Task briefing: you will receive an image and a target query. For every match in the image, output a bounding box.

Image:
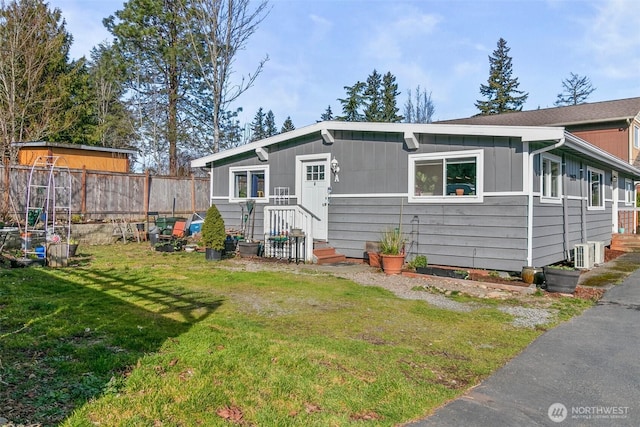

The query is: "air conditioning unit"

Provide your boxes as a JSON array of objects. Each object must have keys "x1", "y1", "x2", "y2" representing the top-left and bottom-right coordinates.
[
  {"x1": 588, "y1": 241, "x2": 606, "y2": 265},
  {"x1": 574, "y1": 243, "x2": 594, "y2": 269}
]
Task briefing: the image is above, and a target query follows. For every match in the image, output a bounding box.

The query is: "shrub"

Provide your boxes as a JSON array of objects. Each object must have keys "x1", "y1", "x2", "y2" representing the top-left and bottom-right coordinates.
[
  {"x1": 379, "y1": 228, "x2": 405, "y2": 255},
  {"x1": 201, "y1": 204, "x2": 225, "y2": 251}
]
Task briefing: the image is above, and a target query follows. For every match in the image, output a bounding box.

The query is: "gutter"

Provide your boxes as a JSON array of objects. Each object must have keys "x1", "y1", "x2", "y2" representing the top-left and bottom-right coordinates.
[{"x1": 527, "y1": 137, "x2": 566, "y2": 267}]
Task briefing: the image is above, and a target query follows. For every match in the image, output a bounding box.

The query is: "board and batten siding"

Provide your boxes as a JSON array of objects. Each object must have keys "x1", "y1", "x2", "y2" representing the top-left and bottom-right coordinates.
[{"x1": 530, "y1": 151, "x2": 614, "y2": 267}]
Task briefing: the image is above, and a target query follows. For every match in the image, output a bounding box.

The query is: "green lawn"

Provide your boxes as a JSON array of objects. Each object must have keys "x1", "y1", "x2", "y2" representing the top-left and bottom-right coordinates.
[{"x1": 0, "y1": 244, "x2": 591, "y2": 426}]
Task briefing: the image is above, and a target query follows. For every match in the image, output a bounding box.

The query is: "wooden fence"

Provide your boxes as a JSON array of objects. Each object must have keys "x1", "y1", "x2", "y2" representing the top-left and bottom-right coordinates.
[{"x1": 1, "y1": 164, "x2": 210, "y2": 222}]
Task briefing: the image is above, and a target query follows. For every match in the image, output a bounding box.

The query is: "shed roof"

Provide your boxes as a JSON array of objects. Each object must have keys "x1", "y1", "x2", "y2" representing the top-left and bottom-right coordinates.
[
  {"x1": 12, "y1": 141, "x2": 138, "y2": 156},
  {"x1": 436, "y1": 97, "x2": 640, "y2": 127}
]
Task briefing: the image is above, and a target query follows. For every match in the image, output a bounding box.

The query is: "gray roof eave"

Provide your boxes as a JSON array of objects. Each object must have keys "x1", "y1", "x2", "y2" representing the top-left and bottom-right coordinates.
[{"x1": 190, "y1": 122, "x2": 566, "y2": 168}]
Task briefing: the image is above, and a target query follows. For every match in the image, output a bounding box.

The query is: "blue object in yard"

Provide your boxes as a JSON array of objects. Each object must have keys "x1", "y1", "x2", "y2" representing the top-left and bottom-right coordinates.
[
  {"x1": 189, "y1": 220, "x2": 203, "y2": 234},
  {"x1": 35, "y1": 245, "x2": 46, "y2": 259}
]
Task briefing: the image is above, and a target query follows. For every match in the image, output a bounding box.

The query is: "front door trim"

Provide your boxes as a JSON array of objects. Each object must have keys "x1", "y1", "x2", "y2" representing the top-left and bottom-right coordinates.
[{"x1": 295, "y1": 153, "x2": 330, "y2": 241}]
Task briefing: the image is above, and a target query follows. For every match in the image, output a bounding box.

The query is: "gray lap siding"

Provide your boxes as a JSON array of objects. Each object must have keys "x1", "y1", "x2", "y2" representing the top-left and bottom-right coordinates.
[{"x1": 327, "y1": 196, "x2": 529, "y2": 272}]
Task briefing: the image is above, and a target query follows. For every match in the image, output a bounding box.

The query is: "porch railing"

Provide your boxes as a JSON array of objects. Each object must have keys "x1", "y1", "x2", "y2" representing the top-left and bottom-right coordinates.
[
  {"x1": 618, "y1": 207, "x2": 639, "y2": 234},
  {"x1": 263, "y1": 205, "x2": 317, "y2": 262}
]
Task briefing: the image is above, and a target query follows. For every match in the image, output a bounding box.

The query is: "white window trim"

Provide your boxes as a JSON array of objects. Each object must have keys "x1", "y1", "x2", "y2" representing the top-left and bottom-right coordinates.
[
  {"x1": 540, "y1": 153, "x2": 562, "y2": 204},
  {"x1": 587, "y1": 166, "x2": 605, "y2": 210},
  {"x1": 228, "y1": 165, "x2": 270, "y2": 203},
  {"x1": 625, "y1": 178, "x2": 635, "y2": 206},
  {"x1": 408, "y1": 149, "x2": 484, "y2": 204},
  {"x1": 634, "y1": 125, "x2": 640, "y2": 149}
]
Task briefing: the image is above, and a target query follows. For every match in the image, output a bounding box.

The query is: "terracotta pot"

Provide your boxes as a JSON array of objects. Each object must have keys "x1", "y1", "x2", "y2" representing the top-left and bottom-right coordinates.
[
  {"x1": 456, "y1": 188, "x2": 464, "y2": 196},
  {"x1": 368, "y1": 251, "x2": 381, "y2": 268},
  {"x1": 381, "y1": 253, "x2": 405, "y2": 275}
]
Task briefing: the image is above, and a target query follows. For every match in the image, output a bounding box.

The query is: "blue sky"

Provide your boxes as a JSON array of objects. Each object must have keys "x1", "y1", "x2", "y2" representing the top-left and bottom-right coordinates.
[{"x1": 50, "y1": 0, "x2": 640, "y2": 130}]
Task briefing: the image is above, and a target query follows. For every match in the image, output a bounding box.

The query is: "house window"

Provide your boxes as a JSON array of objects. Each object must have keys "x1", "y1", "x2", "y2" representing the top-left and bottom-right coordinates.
[
  {"x1": 306, "y1": 164, "x2": 325, "y2": 181},
  {"x1": 588, "y1": 167, "x2": 604, "y2": 209},
  {"x1": 541, "y1": 154, "x2": 562, "y2": 202},
  {"x1": 634, "y1": 125, "x2": 640, "y2": 149},
  {"x1": 229, "y1": 166, "x2": 268, "y2": 201},
  {"x1": 625, "y1": 179, "x2": 635, "y2": 206},
  {"x1": 408, "y1": 150, "x2": 483, "y2": 203}
]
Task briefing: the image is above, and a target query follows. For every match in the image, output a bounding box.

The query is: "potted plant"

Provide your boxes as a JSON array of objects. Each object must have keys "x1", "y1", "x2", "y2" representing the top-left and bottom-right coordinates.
[
  {"x1": 379, "y1": 228, "x2": 405, "y2": 275},
  {"x1": 407, "y1": 255, "x2": 428, "y2": 272},
  {"x1": 543, "y1": 264, "x2": 581, "y2": 293},
  {"x1": 68, "y1": 238, "x2": 79, "y2": 257},
  {"x1": 201, "y1": 204, "x2": 226, "y2": 261}
]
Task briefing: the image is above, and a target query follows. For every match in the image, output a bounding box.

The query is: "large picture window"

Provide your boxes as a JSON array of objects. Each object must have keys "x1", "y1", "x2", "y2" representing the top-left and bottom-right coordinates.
[
  {"x1": 540, "y1": 154, "x2": 562, "y2": 202},
  {"x1": 588, "y1": 167, "x2": 604, "y2": 209},
  {"x1": 409, "y1": 150, "x2": 483, "y2": 203},
  {"x1": 229, "y1": 166, "x2": 269, "y2": 202}
]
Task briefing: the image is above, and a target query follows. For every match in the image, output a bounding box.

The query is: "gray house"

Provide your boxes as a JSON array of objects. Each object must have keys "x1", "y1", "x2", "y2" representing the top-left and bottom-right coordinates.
[{"x1": 191, "y1": 121, "x2": 640, "y2": 271}]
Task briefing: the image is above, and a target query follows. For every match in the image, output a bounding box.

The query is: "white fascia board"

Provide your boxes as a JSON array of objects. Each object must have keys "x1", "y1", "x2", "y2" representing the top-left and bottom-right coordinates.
[
  {"x1": 190, "y1": 121, "x2": 566, "y2": 168},
  {"x1": 191, "y1": 122, "x2": 327, "y2": 168}
]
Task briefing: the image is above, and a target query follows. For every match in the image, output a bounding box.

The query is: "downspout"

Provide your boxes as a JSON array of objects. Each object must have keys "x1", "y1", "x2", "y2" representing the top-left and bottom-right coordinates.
[
  {"x1": 208, "y1": 164, "x2": 214, "y2": 207},
  {"x1": 527, "y1": 136, "x2": 566, "y2": 266}
]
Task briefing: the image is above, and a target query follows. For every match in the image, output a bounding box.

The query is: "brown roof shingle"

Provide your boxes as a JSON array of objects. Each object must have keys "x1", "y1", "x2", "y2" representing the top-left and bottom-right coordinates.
[{"x1": 438, "y1": 97, "x2": 640, "y2": 127}]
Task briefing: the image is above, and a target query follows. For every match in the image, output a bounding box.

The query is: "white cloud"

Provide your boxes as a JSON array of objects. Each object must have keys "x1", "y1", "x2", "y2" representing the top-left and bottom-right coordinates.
[{"x1": 582, "y1": 0, "x2": 640, "y2": 79}]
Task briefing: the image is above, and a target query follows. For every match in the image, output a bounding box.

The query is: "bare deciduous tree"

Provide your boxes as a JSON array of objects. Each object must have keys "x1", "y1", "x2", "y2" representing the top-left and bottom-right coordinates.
[
  {"x1": 183, "y1": 0, "x2": 269, "y2": 153},
  {"x1": 0, "y1": 0, "x2": 73, "y2": 161}
]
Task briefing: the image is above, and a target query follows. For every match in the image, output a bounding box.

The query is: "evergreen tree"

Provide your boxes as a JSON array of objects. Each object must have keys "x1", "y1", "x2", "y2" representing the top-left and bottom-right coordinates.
[
  {"x1": 86, "y1": 42, "x2": 135, "y2": 148},
  {"x1": 381, "y1": 71, "x2": 402, "y2": 122},
  {"x1": 320, "y1": 105, "x2": 333, "y2": 121},
  {"x1": 337, "y1": 81, "x2": 365, "y2": 121},
  {"x1": 265, "y1": 110, "x2": 277, "y2": 137},
  {"x1": 0, "y1": 0, "x2": 82, "y2": 161},
  {"x1": 250, "y1": 107, "x2": 266, "y2": 141},
  {"x1": 404, "y1": 86, "x2": 435, "y2": 123},
  {"x1": 363, "y1": 69, "x2": 383, "y2": 121},
  {"x1": 555, "y1": 73, "x2": 596, "y2": 106},
  {"x1": 105, "y1": 0, "x2": 191, "y2": 175},
  {"x1": 281, "y1": 116, "x2": 295, "y2": 133},
  {"x1": 475, "y1": 38, "x2": 528, "y2": 115}
]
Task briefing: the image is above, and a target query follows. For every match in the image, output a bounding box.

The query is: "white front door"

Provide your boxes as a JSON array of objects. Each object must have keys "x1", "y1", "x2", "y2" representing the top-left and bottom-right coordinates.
[{"x1": 298, "y1": 157, "x2": 329, "y2": 241}]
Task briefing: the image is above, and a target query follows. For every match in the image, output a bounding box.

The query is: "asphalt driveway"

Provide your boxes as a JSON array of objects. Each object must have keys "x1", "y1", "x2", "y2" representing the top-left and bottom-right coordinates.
[{"x1": 406, "y1": 253, "x2": 640, "y2": 427}]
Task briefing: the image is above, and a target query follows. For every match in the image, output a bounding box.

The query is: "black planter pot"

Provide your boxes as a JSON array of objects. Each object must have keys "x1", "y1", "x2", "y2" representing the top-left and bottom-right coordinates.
[
  {"x1": 205, "y1": 248, "x2": 222, "y2": 261},
  {"x1": 224, "y1": 240, "x2": 237, "y2": 254},
  {"x1": 68, "y1": 243, "x2": 79, "y2": 257},
  {"x1": 416, "y1": 266, "x2": 468, "y2": 280},
  {"x1": 543, "y1": 267, "x2": 580, "y2": 293}
]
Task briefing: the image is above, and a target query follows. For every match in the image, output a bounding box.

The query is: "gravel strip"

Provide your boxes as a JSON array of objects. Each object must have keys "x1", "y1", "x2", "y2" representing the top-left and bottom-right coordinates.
[{"x1": 221, "y1": 258, "x2": 555, "y2": 327}]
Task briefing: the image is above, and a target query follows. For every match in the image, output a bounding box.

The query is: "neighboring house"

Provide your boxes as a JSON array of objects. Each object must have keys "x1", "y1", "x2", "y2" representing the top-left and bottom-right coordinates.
[
  {"x1": 13, "y1": 142, "x2": 136, "y2": 173},
  {"x1": 438, "y1": 97, "x2": 640, "y2": 167},
  {"x1": 191, "y1": 121, "x2": 640, "y2": 271}
]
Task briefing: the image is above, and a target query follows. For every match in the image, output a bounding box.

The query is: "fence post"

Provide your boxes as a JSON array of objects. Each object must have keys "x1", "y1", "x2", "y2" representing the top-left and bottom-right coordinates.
[
  {"x1": 81, "y1": 166, "x2": 87, "y2": 217},
  {"x1": 191, "y1": 173, "x2": 196, "y2": 214},
  {"x1": 144, "y1": 169, "x2": 150, "y2": 216}
]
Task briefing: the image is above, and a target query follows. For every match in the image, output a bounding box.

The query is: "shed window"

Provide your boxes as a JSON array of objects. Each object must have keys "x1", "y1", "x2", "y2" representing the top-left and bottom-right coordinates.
[
  {"x1": 540, "y1": 154, "x2": 562, "y2": 202},
  {"x1": 229, "y1": 166, "x2": 269, "y2": 202},
  {"x1": 588, "y1": 167, "x2": 604, "y2": 209},
  {"x1": 408, "y1": 150, "x2": 483, "y2": 203}
]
